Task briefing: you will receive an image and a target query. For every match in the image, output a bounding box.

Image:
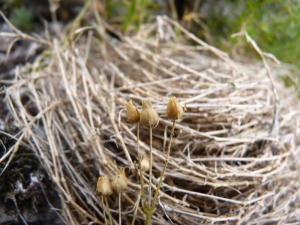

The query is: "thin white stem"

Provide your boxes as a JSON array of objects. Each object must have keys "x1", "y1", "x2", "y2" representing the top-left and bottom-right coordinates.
[
  {"x1": 149, "y1": 127, "x2": 153, "y2": 207},
  {"x1": 137, "y1": 122, "x2": 140, "y2": 159},
  {"x1": 102, "y1": 196, "x2": 108, "y2": 225},
  {"x1": 137, "y1": 123, "x2": 145, "y2": 200},
  {"x1": 119, "y1": 192, "x2": 122, "y2": 225},
  {"x1": 152, "y1": 120, "x2": 176, "y2": 208}
]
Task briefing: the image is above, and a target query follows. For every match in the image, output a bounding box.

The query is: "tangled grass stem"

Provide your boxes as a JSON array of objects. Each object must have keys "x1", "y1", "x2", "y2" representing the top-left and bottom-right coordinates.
[{"x1": 3, "y1": 7, "x2": 300, "y2": 224}]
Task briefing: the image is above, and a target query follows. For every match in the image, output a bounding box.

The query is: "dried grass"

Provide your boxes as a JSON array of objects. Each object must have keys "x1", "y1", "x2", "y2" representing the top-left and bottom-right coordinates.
[{"x1": 2, "y1": 6, "x2": 300, "y2": 225}]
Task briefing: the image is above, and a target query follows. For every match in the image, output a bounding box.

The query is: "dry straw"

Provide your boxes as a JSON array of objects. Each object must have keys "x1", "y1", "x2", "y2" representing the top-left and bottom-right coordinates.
[{"x1": 1, "y1": 3, "x2": 300, "y2": 225}]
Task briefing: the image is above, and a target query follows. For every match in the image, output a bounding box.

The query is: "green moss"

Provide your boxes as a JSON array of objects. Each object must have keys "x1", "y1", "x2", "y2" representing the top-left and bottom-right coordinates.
[
  {"x1": 8, "y1": 6, "x2": 36, "y2": 32},
  {"x1": 197, "y1": 0, "x2": 300, "y2": 95},
  {"x1": 104, "y1": 0, "x2": 159, "y2": 32}
]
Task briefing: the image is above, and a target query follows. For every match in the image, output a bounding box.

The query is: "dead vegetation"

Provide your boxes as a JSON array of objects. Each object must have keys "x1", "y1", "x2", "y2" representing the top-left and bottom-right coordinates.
[{"x1": 1, "y1": 3, "x2": 300, "y2": 225}]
